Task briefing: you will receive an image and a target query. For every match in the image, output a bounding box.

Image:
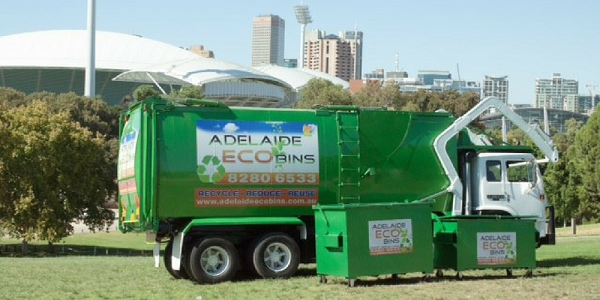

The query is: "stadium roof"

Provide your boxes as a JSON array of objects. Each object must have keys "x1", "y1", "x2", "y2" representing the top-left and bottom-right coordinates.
[
  {"x1": 254, "y1": 65, "x2": 349, "y2": 90},
  {"x1": 0, "y1": 30, "x2": 198, "y2": 71},
  {"x1": 0, "y1": 30, "x2": 347, "y2": 107},
  {"x1": 113, "y1": 57, "x2": 291, "y2": 88}
]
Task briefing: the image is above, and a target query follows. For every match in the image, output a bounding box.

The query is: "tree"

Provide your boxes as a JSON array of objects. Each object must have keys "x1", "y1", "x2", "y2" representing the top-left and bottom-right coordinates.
[
  {"x1": 172, "y1": 85, "x2": 204, "y2": 99},
  {"x1": 7, "y1": 92, "x2": 122, "y2": 207},
  {"x1": 0, "y1": 87, "x2": 26, "y2": 108},
  {"x1": 390, "y1": 90, "x2": 479, "y2": 116},
  {"x1": 295, "y1": 79, "x2": 353, "y2": 109},
  {"x1": 353, "y1": 80, "x2": 401, "y2": 108},
  {"x1": 572, "y1": 110, "x2": 600, "y2": 223},
  {"x1": 543, "y1": 119, "x2": 584, "y2": 225},
  {"x1": 0, "y1": 101, "x2": 114, "y2": 251},
  {"x1": 353, "y1": 82, "x2": 383, "y2": 107},
  {"x1": 379, "y1": 81, "x2": 402, "y2": 108},
  {"x1": 133, "y1": 85, "x2": 160, "y2": 101}
]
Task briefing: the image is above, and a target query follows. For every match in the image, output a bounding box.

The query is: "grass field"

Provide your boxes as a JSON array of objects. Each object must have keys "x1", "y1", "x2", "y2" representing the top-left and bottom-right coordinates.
[{"x1": 1, "y1": 229, "x2": 600, "y2": 300}]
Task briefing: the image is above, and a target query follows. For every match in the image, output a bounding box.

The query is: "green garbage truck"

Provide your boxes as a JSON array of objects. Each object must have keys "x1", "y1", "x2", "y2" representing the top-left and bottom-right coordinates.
[{"x1": 118, "y1": 96, "x2": 558, "y2": 284}]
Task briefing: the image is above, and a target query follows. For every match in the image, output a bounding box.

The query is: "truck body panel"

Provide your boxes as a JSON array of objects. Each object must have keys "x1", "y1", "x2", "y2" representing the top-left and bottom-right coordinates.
[{"x1": 119, "y1": 99, "x2": 462, "y2": 234}]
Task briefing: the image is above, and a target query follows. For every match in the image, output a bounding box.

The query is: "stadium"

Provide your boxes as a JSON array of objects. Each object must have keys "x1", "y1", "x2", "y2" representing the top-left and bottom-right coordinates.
[{"x1": 0, "y1": 30, "x2": 348, "y2": 107}]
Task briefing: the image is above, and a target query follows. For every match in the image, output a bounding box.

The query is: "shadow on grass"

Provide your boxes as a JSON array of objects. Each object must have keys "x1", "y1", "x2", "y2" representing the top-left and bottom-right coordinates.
[
  {"x1": 320, "y1": 271, "x2": 561, "y2": 287},
  {"x1": 0, "y1": 243, "x2": 155, "y2": 257},
  {"x1": 538, "y1": 256, "x2": 600, "y2": 268}
]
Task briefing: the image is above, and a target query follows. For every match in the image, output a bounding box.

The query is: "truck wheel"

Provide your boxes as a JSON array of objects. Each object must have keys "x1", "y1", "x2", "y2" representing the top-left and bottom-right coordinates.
[
  {"x1": 188, "y1": 237, "x2": 239, "y2": 284},
  {"x1": 164, "y1": 239, "x2": 190, "y2": 280},
  {"x1": 250, "y1": 233, "x2": 300, "y2": 279}
]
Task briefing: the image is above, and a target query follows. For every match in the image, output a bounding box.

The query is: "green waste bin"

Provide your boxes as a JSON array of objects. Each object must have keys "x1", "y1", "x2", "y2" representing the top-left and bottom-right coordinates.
[
  {"x1": 313, "y1": 202, "x2": 433, "y2": 284},
  {"x1": 434, "y1": 216, "x2": 537, "y2": 273}
]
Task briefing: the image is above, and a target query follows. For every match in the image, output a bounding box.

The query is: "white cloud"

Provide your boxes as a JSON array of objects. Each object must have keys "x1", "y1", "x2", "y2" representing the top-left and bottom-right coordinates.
[{"x1": 223, "y1": 123, "x2": 239, "y2": 133}]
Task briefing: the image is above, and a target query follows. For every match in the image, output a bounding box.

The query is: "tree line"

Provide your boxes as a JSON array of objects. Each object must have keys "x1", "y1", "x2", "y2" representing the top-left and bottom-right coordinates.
[
  {"x1": 0, "y1": 80, "x2": 597, "y2": 253},
  {"x1": 295, "y1": 79, "x2": 480, "y2": 117}
]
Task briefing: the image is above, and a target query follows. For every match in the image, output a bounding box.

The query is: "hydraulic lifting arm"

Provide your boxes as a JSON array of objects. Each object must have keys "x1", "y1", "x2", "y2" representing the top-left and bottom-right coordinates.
[{"x1": 433, "y1": 96, "x2": 559, "y2": 215}]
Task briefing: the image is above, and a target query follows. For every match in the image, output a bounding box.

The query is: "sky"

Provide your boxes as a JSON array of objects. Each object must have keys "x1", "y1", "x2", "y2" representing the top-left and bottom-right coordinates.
[{"x1": 1, "y1": 0, "x2": 599, "y2": 105}]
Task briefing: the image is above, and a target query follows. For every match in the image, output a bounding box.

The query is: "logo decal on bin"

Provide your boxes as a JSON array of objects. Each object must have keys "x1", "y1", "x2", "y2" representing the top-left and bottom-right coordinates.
[
  {"x1": 368, "y1": 219, "x2": 413, "y2": 255},
  {"x1": 477, "y1": 232, "x2": 517, "y2": 265}
]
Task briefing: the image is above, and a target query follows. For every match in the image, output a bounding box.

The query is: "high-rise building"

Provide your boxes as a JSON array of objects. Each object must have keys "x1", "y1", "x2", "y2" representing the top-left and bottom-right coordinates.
[
  {"x1": 304, "y1": 29, "x2": 363, "y2": 81},
  {"x1": 252, "y1": 15, "x2": 285, "y2": 67},
  {"x1": 189, "y1": 45, "x2": 214, "y2": 58},
  {"x1": 535, "y1": 73, "x2": 579, "y2": 112},
  {"x1": 483, "y1": 75, "x2": 509, "y2": 104},
  {"x1": 417, "y1": 71, "x2": 451, "y2": 85}
]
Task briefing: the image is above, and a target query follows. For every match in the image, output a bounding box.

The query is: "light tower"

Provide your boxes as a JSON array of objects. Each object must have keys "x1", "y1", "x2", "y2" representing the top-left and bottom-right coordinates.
[
  {"x1": 294, "y1": 3, "x2": 312, "y2": 69},
  {"x1": 84, "y1": 0, "x2": 96, "y2": 98}
]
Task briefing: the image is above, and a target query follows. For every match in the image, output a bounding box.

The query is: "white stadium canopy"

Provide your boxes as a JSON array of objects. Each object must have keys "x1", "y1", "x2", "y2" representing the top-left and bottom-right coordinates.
[
  {"x1": 255, "y1": 64, "x2": 349, "y2": 91},
  {"x1": 0, "y1": 30, "x2": 198, "y2": 71},
  {"x1": 113, "y1": 58, "x2": 295, "y2": 107},
  {"x1": 0, "y1": 30, "x2": 349, "y2": 107}
]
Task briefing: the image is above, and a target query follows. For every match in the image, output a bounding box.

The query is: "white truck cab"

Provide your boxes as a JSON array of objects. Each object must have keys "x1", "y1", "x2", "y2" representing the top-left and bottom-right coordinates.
[
  {"x1": 470, "y1": 153, "x2": 547, "y2": 238},
  {"x1": 433, "y1": 96, "x2": 558, "y2": 245}
]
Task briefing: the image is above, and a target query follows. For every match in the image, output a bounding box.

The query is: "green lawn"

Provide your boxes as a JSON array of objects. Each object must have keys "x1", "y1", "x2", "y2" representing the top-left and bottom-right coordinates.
[{"x1": 1, "y1": 232, "x2": 599, "y2": 300}]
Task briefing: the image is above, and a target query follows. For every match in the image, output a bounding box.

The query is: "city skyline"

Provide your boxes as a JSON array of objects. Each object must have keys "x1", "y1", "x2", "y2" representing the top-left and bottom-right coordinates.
[{"x1": 0, "y1": 0, "x2": 599, "y2": 104}]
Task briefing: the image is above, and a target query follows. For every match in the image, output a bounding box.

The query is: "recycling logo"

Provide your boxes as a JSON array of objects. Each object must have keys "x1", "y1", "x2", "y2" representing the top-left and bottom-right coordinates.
[{"x1": 197, "y1": 155, "x2": 226, "y2": 183}]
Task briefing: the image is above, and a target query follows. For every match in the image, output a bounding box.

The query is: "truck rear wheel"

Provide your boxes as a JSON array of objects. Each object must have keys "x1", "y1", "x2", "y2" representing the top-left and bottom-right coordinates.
[
  {"x1": 250, "y1": 233, "x2": 300, "y2": 279},
  {"x1": 164, "y1": 239, "x2": 190, "y2": 280},
  {"x1": 188, "y1": 237, "x2": 239, "y2": 284}
]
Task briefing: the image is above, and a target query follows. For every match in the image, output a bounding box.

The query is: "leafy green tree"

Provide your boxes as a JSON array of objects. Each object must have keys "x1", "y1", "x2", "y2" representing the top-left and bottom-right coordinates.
[
  {"x1": 543, "y1": 119, "x2": 584, "y2": 225},
  {"x1": 172, "y1": 85, "x2": 204, "y2": 99},
  {"x1": 295, "y1": 78, "x2": 353, "y2": 108},
  {"x1": 0, "y1": 87, "x2": 26, "y2": 108},
  {"x1": 0, "y1": 101, "x2": 114, "y2": 252},
  {"x1": 7, "y1": 92, "x2": 122, "y2": 205},
  {"x1": 379, "y1": 81, "x2": 402, "y2": 108},
  {"x1": 353, "y1": 80, "x2": 401, "y2": 108},
  {"x1": 390, "y1": 90, "x2": 479, "y2": 117},
  {"x1": 133, "y1": 85, "x2": 160, "y2": 101},
  {"x1": 353, "y1": 82, "x2": 383, "y2": 107},
  {"x1": 572, "y1": 110, "x2": 600, "y2": 223}
]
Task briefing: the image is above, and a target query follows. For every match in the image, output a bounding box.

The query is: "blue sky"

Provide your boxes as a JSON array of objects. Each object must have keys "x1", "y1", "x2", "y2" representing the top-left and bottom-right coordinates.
[{"x1": 1, "y1": 0, "x2": 599, "y2": 104}]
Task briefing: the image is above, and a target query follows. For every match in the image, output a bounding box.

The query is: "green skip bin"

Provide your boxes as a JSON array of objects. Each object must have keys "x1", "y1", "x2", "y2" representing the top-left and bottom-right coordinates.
[
  {"x1": 313, "y1": 202, "x2": 433, "y2": 286},
  {"x1": 433, "y1": 216, "x2": 537, "y2": 278}
]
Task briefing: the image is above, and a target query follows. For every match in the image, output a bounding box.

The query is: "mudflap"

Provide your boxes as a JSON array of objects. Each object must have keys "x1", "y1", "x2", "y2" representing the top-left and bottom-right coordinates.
[{"x1": 539, "y1": 205, "x2": 556, "y2": 245}]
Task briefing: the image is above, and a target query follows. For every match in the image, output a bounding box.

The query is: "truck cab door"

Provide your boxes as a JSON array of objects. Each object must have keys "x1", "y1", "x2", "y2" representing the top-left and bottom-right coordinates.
[{"x1": 504, "y1": 159, "x2": 545, "y2": 217}]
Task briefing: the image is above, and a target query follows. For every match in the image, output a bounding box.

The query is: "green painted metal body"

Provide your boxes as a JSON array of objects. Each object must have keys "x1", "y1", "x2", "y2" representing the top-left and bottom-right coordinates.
[
  {"x1": 181, "y1": 217, "x2": 305, "y2": 234},
  {"x1": 433, "y1": 216, "x2": 537, "y2": 271},
  {"x1": 117, "y1": 97, "x2": 464, "y2": 233},
  {"x1": 116, "y1": 97, "x2": 543, "y2": 279},
  {"x1": 313, "y1": 203, "x2": 433, "y2": 279}
]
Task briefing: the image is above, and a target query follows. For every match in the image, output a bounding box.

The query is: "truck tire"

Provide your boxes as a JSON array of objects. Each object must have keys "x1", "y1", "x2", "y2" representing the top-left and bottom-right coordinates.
[
  {"x1": 250, "y1": 233, "x2": 300, "y2": 279},
  {"x1": 164, "y1": 239, "x2": 190, "y2": 280},
  {"x1": 188, "y1": 237, "x2": 239, "y2": 284}
]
